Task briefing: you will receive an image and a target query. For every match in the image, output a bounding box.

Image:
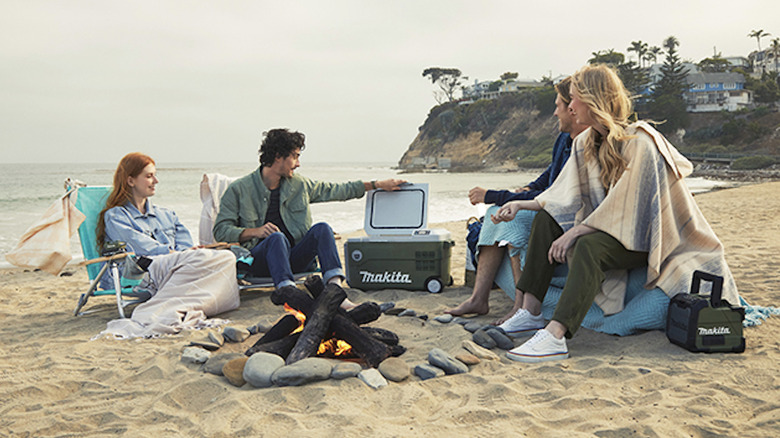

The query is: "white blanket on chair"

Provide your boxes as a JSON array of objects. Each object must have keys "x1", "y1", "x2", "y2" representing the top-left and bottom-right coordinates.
[{"x1": 199, "y1": 173, "x2": 237, "y2": 246}]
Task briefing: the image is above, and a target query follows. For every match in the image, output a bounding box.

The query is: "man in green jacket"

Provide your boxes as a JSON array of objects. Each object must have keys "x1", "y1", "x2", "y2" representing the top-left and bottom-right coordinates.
[{"x1": 213, "y1": 128, "x2": 405, "y2": 297}]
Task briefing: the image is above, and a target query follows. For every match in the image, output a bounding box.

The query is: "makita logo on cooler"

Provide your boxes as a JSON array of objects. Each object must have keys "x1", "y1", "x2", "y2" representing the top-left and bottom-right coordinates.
[
  {"x1": 698, "y1": 326, "x2": 731, "y2": 335},
  {"x1": 360, "y1": 270, "x2": 412, "y2": 284}
]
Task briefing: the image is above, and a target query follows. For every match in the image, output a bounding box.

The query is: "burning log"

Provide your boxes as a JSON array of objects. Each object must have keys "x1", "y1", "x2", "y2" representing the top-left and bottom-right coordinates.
[
  {"x1": 245, "y1": 333, "x2": 300, "y2": 357},
  {"x1": 256, "y1": 279, "x2": 397, "y2": 367},
  {"x1": 243, "y1": 313, "x2": 301, "y2": 356},
  {"x1": 304, "y1": 274, "x2": 324, "y2": 298},
  {"x1": 285, "y1": 284, "x2": 346, "y2": 365}
]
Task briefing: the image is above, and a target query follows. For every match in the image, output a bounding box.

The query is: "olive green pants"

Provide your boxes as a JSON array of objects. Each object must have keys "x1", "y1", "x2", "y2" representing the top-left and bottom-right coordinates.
[{"x1": 517, "y1": 210, "x2": 648, "y2": 338}]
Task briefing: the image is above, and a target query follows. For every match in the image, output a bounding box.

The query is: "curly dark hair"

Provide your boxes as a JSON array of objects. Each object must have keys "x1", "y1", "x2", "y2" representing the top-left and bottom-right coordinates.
[{"x1": 258, "y1": 128, "x2": 306, "y2": 166}]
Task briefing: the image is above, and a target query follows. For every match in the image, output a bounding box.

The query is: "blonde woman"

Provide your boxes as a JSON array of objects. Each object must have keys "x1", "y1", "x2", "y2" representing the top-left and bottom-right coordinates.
[{"x1": 493, "y1": 64, "x2": 739, "y2": 362}]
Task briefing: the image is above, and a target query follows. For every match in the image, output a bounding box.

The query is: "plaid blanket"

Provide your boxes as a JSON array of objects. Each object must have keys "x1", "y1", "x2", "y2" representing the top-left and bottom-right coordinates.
[{"x1": 536, "y1": 122, "x2": 740, "y2": 315}]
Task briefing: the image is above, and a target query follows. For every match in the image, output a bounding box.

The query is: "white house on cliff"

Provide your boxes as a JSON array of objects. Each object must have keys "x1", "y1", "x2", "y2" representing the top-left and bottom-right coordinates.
[{"x1": 683, "y1": 72, "x2": 752, "y2": 112}]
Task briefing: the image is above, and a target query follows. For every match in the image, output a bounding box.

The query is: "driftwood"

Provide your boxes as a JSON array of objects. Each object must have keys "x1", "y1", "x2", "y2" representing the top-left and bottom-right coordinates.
[
  {"x1": 346, "y1": 302, "x2": 382, "y2": 325},
  {"x1": 244, "y1": 314, "x2": 301, "y2": 357},
  {"x1": 285, "y1": 284, "x2": 346, "y2": 365},
  {"x1": 266, "y1": 281, "x2": 394, "y2": 367},
  {"x1": 361, "y1": 327, "x2": 399, "y2": 345},
  {"x1": 245, "y1": 333, "x2": 300, "y2": 357},
  {"x1": 303, "y1": 274, "x2": 324, "y2": 298}
]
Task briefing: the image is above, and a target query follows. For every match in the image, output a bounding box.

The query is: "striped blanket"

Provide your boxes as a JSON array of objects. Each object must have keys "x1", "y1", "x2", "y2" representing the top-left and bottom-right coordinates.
[{"x1": 536, "y1": 122, "x2": 740, "y2": 315}]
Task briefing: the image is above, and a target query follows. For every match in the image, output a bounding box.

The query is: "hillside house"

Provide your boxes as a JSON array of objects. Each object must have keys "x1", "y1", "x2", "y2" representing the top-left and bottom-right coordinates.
[{"x1": 684, "y1": 72, "x2": 752, "y2": 112}]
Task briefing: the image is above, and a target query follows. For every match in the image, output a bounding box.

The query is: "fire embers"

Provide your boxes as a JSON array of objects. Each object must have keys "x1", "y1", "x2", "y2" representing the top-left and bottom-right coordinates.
[{"x1": 245, "y1": 275, "x2": 405, "y2": 368}]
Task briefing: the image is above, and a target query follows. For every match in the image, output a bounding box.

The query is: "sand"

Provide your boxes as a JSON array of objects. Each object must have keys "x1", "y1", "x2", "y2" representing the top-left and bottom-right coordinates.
[{"x1": 1, "y1": 181, "x2": 779, "y2": 437}]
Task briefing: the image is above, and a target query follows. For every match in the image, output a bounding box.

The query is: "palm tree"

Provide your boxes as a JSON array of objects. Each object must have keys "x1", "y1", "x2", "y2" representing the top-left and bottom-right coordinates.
[
  {"x1": 748, "y1": 29, "x2": 770, "y2": 52},
  {"x1": 627, "y1": 40, "x2": 649, "y2": 68}
]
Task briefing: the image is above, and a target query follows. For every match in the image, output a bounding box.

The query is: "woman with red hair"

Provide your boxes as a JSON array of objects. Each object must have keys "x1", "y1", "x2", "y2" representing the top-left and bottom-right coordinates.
[{"x1": 97, "y1": 153, "x2": 239, "y2": 338}]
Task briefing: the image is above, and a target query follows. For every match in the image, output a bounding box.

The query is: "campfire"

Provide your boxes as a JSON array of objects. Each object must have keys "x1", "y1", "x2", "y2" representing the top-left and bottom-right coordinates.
[{"x1": 245, "y1": 275, "x2": 405, "y2": 367}]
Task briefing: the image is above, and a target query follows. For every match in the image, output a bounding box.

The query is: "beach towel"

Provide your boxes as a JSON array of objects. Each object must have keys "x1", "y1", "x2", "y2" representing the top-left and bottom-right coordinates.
[
  {"x1": 96, "y1": 249, "x2": 240, "y2": 339},
  {"x1": 536, "y1": 122, "x2": 740, "y2": 315},
  {"x1": 6, "y1": 190, "x2": 85, "y2": 275},
  {"x1": 199, "y1": 173, "x2": 238, "y2": 245}
]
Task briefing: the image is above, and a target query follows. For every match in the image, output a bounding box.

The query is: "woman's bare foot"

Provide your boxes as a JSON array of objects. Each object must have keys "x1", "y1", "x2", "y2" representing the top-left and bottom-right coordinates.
[
  {"x1": 444, "y1": 298, "x2": 489, "y2": 316},
  {"x1": 493, "y1": 305, "x2": 522, "y2": 325}
]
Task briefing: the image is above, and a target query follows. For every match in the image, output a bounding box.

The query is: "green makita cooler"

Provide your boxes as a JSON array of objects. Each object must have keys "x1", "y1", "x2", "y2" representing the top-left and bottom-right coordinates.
[{"x1": 345, "y1": 183, "x2": 454, "y2": 293}]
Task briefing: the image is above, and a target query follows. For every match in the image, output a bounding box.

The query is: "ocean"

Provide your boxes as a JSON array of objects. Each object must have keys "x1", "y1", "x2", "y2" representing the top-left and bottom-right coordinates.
[{"x1": 0, "y1": 162, "x2": 728, "y2": 267}]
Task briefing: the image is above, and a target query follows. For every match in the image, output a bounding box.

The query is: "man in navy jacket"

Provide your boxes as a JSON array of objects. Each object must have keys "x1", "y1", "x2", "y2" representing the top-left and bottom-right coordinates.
[{"x1": 447, "y1": 76, "x2": 588, "y2": 323}]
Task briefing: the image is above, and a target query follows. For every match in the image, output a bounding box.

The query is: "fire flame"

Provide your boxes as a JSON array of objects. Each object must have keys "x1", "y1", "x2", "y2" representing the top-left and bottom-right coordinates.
[
  {"x1": 317, "y1": 338, "x2": 353, "y2": 356},
  {"x1": 282, "y1": 303, "x2": 353, "y2": 357},
  {"x1": 283, "y1": 303, "x2": 306, "y2": 334}
]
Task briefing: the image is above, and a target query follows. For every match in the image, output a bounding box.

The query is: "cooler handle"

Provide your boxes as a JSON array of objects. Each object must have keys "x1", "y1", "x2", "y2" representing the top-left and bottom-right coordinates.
[{"x1": 690, "y1": 270, "x2": 724, "y2": 307}]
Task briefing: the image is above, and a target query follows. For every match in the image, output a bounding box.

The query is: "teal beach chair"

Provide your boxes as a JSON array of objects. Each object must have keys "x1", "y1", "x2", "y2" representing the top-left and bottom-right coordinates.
[{"x1": 67, "y1": 182, "x2": 150, "y2": 317}]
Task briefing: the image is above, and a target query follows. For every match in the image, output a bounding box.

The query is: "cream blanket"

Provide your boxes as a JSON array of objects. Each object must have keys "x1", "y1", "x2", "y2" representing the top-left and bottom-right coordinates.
[
  {"x1": 97, "y1": 249, "x2": 240, "y2": 339},
  {"x1": 536, "y1": 122, "x2": 739, "y2": 315}
]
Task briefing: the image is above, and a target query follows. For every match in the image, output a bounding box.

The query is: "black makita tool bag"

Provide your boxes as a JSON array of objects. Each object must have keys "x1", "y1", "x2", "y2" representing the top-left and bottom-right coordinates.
[{"x1": 666, "y1": 270, "x2": 745, "y2": 353}]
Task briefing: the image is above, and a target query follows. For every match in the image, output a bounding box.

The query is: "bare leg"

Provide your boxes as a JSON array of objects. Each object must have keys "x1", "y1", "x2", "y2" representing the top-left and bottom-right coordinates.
[
  {"x1": 445, "y1": 245, "x2": 505, "y2": 316},
  {"x1": 493, "y1": 251, "x2": 526, "y2": 325},
  {"x1": 328, "y1": 276, "x2": 357, "y2": 311}
]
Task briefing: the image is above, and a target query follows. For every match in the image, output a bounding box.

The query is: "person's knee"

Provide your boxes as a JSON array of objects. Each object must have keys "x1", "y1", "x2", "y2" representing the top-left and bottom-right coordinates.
[
  {"x1": 572, "y1": 234, "x2": 608, "y2": 266},
  {"x1": 265, "y1": 232, "x2": 291, "y2": 250},
  {"x1": 310, "y1": 222, "x2": 334, "y2": 239}
]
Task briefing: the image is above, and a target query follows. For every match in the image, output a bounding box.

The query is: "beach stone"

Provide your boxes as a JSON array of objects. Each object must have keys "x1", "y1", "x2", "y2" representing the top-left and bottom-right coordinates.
[
  {"x1": 414, "y1": 364, "x2": 445, "y2": 380},
  {"x1": 203, "y1": 353, "x2": 244, "y2": 376},
  {"x1": 472, "y1": 329, "x2": 497, "y2": 349},
  {"x1": 455, "y1": 353, "x2": 481, "y2": 366},
  {"x1": 398, "y1": 309, "x2": 417, "y2": 317},
  {"x1": 331, "y1": 362, "x2": 362, "y2": 379},
  {"x1": 384, "y1": 307, "x2": 406, "y2": 316},
  {"x1": 428, "y1": 348, "x2": 468, "y2": 375},
  {"x1": 433, "y1": 314, "x2": 453, "y2": 323},
  {"x1": 358, "y1": 368, "x2": 388, "y2": 389},
  {"x1": 247, "y1": 320, "x2": 272, "y2": 335},
  {"x1": 243, "y1": 352, "x2": 285, "y2": 388},
  {"x1": 379, "y1": 302, "x2": 396, "y2": 313},
  {"x1": 378, "y1": 357, "x2": 410, "y2": 382},
  {"x1": 462, "y1": 340, "x2": 500, "y2": 361},
  {"x1": 222, "y1": 357, "x2": 248, "y2": 387},
  {"x1": 208, "y1": 331, "x2": 225, "y2": 347},
  {"x1": 189, "y1": 339, "x2": 222, "y2": 351},
  {"x1": 639, "y1": 367, "x2": 652, "y2": 375},
  {"x1": 272, "y1": 357, "x2": 333, "y2": 387},
  {"x1": 181, "y1": 347, "x2": 211, "y2": 364},
  {"x1": 223, "y1": 326, "x2": 251, "y2": 343},
  {"x1": 452, "y1": 317, "x2": 470, "y2": 325},
  {"x1": 464, "y1": 321, "x2": 486, "y2": 333},
  {"x1": 418, "y1": 314, "x2": 428, "y2": 321},
  {"x1": 486, "y1": 328, "x2": 514, "y2": 350}
]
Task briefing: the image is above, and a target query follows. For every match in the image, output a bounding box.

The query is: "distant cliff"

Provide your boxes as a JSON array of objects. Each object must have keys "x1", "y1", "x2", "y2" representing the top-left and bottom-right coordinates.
[
  {"x1": 399, "y1": 91, "x2": 560, "y2": 172},
  {"x1": 399, "y1": 90, "x2": 780, "y2": 172}
]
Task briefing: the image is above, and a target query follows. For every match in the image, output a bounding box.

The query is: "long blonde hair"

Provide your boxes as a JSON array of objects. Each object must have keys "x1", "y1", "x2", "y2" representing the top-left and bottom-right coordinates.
[
  {"x1": 96, "y1": 153, "x2": 155, "y2": 247},
  {"x1": 570, "y1": 64, "x2": 634, "y2": 188}
]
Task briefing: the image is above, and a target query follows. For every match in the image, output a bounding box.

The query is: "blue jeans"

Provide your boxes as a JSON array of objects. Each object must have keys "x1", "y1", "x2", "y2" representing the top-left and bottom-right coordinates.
[{"x1": 248, "y1": 222, "x2": 344, "y2": 288}]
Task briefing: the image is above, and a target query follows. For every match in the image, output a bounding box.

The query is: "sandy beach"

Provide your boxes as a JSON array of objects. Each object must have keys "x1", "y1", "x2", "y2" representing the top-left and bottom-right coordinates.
[{"x1": 1, "y1": 181, "x2": 779, "y2": 437}]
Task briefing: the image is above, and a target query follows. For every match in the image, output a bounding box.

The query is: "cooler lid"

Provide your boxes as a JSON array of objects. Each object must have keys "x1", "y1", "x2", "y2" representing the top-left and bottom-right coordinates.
[{"x1": 364, "y1": 183, "x2": 428, "y2": 235}]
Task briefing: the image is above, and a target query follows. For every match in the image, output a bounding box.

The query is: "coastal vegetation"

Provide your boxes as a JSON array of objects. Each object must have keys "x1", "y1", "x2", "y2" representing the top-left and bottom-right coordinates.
[{"x1": 403, "y1": 35, "x2": 779, "y2": 173}]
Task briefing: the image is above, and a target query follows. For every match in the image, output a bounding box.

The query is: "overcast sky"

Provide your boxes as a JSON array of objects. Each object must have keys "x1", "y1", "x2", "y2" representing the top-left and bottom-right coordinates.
[{"x1": 1, "y1": 0, "x2": 777, "y2": 165}]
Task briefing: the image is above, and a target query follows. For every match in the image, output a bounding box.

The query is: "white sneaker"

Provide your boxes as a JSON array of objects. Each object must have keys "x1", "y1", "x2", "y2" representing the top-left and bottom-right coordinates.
[
  {"x1": 497, "y1": 309, "x2": 545, "y2": 337},
  {"x1": 506, "y1": 329, "x2": 569, "y2": 363}
]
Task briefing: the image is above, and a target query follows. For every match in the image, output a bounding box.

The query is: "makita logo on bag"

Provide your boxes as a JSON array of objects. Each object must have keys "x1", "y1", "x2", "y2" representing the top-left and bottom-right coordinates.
[
  {"x1": 360, "y1": 271, "x2": 412, "y2": 284},
  {"x1": 698, "y1": 326, "x2": 731, "y2": 335}
]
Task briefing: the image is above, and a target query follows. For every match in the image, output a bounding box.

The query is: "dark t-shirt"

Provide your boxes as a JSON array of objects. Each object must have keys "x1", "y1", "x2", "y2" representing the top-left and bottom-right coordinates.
[{"x1": 264, "y1": 187, "x2": 295, "y2": 246}]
